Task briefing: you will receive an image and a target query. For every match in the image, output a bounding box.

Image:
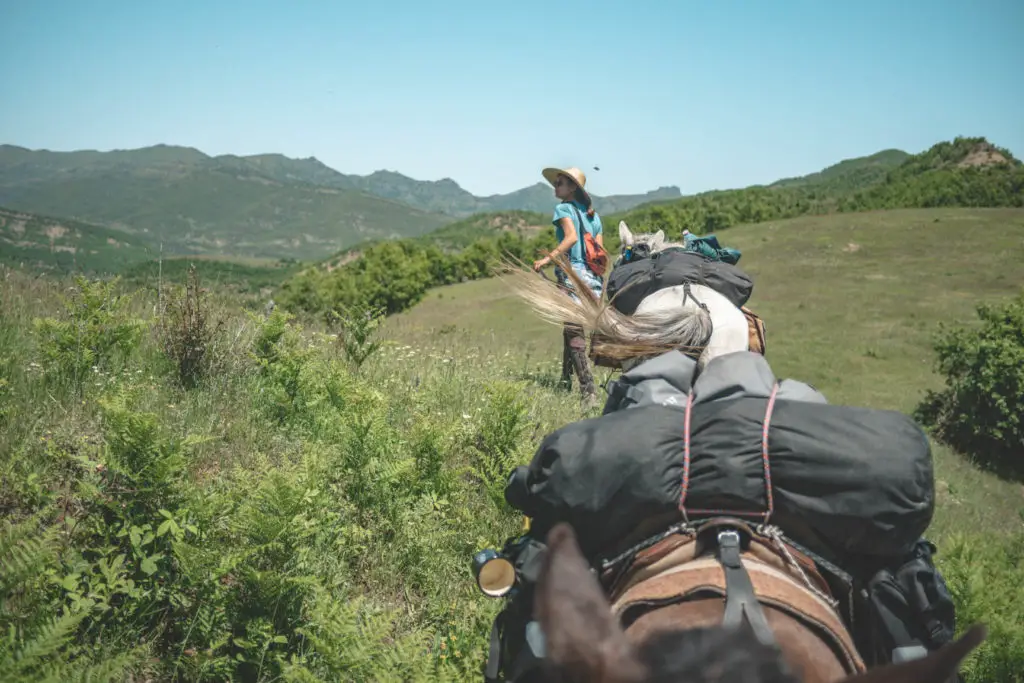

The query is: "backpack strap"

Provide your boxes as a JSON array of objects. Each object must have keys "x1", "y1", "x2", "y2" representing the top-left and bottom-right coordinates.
[
  {"x1": 569, "y1": 203, "x2": 604, "y2": 276},
  {"x1": 569, "y1": 203, "x2": 594, "y2": 239}
]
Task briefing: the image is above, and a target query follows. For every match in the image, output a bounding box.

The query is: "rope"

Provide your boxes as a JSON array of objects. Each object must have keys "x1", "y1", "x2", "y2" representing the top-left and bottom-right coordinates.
[{"x1": 756, "y1": 524, "x2": 840, "y2": 610}]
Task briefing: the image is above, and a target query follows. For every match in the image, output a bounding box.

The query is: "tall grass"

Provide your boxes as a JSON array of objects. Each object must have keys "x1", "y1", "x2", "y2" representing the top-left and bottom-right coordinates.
[{"x1": 0, "y1": 264, "x2": 1021, "y2": 682}]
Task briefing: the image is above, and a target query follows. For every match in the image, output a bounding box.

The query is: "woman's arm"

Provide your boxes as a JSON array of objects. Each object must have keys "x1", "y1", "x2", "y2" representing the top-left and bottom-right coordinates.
[{"x1": 533, "y1": 217, "x2": 577, "y2": 271}]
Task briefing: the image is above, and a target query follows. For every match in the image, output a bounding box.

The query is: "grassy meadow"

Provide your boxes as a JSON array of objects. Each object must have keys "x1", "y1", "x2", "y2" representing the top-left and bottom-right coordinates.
[
  {"x1": 387, "y1": 208, "x2": 1024, "y2": 540},
  {"x1": 1, "y1": 207, "x2": 1023, "y2": 682}
]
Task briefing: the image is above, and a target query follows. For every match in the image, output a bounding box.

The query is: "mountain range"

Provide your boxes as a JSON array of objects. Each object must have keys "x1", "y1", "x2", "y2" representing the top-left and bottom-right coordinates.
[
  {"x1": 0, "y1": 143, "x2": 679, "y2": 259},
  {"x1": 1, "y1": 137, "x2": 1019, "y2": 267}
]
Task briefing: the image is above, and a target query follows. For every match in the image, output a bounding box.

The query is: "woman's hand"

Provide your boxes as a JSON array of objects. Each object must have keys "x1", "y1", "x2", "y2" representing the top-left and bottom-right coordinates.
[{"x1": 532, "y1": 255, "x2": 552, "y2": 271}]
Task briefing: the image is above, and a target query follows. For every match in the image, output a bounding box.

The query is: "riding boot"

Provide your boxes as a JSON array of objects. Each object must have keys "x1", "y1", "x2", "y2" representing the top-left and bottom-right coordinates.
[
  {"x1": 560, "y1": 325, "x2": 574, "y2": 391},
  {"x1": 565, "y1": 324, "x2": 597, "y2": 404}
]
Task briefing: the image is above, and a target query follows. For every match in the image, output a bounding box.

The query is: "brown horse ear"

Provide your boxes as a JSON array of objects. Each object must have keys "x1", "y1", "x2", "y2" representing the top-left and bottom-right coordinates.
[
  {"x1": 837, "y1": 624, "x2": 986, "y2": 683},
  {"x1": 534, "y1": 523, "x2": 648, "y2": 682}
]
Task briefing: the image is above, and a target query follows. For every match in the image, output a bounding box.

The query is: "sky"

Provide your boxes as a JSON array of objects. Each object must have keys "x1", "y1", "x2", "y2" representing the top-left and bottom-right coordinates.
[{"x1": 1, "y1": 0, "x2": 1022, "y2": 197}]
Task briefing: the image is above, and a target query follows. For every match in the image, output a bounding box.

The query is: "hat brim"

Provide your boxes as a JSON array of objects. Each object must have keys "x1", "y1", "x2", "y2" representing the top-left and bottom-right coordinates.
[{"x1": 542, "y1": 167, "x2": 591, "y2": 203}]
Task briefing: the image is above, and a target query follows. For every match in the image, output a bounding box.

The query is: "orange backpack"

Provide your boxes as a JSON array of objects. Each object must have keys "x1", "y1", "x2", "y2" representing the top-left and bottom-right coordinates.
[{"x1": 570, "y1": 205, "x2": 609, "y2": 277}]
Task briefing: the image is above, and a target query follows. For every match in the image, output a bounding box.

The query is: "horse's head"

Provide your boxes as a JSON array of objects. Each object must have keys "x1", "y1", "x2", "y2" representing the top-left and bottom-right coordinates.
[
  {"x1": 618, "y1": 221, "x2": 683, "y2": 266},
  {"x1": 535, "y1": 522, "x2": 986, "y2": 683}
]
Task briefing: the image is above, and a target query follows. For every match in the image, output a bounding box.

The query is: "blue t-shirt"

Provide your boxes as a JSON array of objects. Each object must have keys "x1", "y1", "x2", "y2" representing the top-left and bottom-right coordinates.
[{"x1": 552, "y1": 200, "x2": 603, "y2": 267}]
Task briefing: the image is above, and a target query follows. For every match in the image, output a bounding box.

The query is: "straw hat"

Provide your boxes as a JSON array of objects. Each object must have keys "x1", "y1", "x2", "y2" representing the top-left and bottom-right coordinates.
[{"x1": 542, "y1": 166, "x2": 590, "y2": 204}]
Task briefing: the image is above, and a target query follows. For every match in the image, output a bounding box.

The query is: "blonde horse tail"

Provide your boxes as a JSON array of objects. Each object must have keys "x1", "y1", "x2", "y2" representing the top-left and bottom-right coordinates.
[{"x1": 493, "y1": 255, "x2": 713, "y2": 366}]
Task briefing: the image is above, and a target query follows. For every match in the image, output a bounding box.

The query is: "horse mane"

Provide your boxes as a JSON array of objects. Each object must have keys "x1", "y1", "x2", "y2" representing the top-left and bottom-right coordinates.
[{"x1": 493, "y1": 253, "x2": 713, "y2": 364}]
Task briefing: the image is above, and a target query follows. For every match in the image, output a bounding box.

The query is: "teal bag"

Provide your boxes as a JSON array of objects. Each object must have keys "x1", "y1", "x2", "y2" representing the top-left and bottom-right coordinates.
[{"x1": 683, "y1": 233, "x2": 742, "y2": 265}]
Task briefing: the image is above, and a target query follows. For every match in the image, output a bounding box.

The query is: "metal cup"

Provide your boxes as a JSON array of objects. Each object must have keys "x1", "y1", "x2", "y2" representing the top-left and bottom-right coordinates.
[{"x1": 472, "y1": 548, "x2": 516, "y2": 598}]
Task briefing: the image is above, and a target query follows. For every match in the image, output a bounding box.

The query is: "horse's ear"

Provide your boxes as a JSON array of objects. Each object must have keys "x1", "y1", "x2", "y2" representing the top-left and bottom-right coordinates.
[
  {"x1": 837, "y1": 625, "x2": 986, "y2": 683},
  {"x1": 535, "y1": 523, "x2": 647, "y2": 683},
  {"x1": 619, "y1": 221, "x2": 634, "y2": 246}
]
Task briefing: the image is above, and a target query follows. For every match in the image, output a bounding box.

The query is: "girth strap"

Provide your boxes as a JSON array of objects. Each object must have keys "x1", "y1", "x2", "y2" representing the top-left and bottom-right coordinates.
[{"x1": 717, "y1": 529, "x2": 776, "y2": 647}]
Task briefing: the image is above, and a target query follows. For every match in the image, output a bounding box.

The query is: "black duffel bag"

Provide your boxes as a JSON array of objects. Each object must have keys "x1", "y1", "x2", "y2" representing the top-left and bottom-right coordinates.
[
  {"x1": 607, "y1": 248, "x2": 755, "y2": 313},
  {"x1": 508, "y1": 396, "x2": 935, "y2": 568}
]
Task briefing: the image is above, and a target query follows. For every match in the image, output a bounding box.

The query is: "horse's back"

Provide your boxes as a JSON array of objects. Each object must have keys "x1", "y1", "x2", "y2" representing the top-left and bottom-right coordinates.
[
  {"x1": 633, "y1": 283, "x2": 750, "y2": 365},
  {"x1": 607, "y1": 526, "x2": 863, "y2": 683},
  {"x1": 634, "y1": 284, "x2": 746, "y2": 323}
]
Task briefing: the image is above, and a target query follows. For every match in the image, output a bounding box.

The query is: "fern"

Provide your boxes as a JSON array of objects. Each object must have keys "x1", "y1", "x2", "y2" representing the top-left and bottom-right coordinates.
[
  {"x1": 0, "y1": 515, "x2": 59, "y2": 601},
  {"x1": 0, "y1": 623, "x2": 144, "y2": 683},
  {"x1": 0, "y1": 517, "x2": 147, "y2": 682},
  {"x1": 282, "y1": 589, "x2": 443, "y2": 683},
  {"x1": 0, "y1": 611, "x2": 87, "y2": 682},
  {"x1": 938, "y1": 531, "x2": 1024, "y2": 682}
]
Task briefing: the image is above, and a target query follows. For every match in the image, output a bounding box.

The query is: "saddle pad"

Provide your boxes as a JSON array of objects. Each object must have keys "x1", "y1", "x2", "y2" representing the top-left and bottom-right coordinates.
[{"x1": 610, "y1": 548, "x2": 866, "y2": 675}]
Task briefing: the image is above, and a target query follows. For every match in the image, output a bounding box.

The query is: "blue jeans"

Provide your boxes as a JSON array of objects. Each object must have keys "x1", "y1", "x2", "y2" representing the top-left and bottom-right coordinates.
[{"x1": 555, "y1": 262, "x2": 603, "y2": 304}]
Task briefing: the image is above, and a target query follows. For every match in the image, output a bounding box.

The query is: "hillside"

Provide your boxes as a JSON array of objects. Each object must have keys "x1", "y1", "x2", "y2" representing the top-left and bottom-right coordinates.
[
  {"x1": 2, "y1": 207, "x2": 1023, "y2": 681},
  {"x1": 4, "y1": 137, "x2": 1018, "y2": 273},
  {"x1": 768, "y1": 148, "x2": 911, "y2": 190},
  {"x1": 0, "y1": 150, "x2": 452, "y2": 260},
  {"x1": 297, "y1": 144, "x2": 917, "y2": 276},
  {"x1": 618, "y1": 137, "x2": 1022, "y2": 235},
  {"x1": 0, "y1": 206, "x2": 155, "y2": 273},
  {"x1": 388, "y1": 207, "x2": 1024, "y2": 418},
  {"x1": 0, "y1": 143, "x2": 680, "y2": 226},
  {"x1": 276, "y1": 137, "x2": 1024, "y2": 323}
]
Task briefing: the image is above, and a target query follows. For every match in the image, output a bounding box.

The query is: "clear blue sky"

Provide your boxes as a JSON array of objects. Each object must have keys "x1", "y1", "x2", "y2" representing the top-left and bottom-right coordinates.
[{"x1": 1, "y1": 0, "x2": 1021, "y2": 197}]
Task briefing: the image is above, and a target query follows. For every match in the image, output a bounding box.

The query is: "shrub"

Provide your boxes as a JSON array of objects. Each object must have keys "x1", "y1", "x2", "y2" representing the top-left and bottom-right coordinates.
[
  {"x1": 916, "y1": 291, "x2": 1024, "y2": 475},
  {"x1": 32, "y1": 276, "x2": 147, "y2": 392},
  {"x1": 156, "y1": 264, "x2": 224, "y2": 389},
  {"x1": 327, "y1": 300, "x2": 386, "y2": 372},
  {"x1": 470, "y1": 380, "x2": 533, "y2": 511}
]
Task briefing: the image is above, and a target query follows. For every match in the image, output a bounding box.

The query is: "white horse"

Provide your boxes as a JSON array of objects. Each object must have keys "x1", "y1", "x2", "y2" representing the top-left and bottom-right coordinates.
[
  {"x1": 496, "y1": 220, "x2": 752, "y2": 373},
  {"x1": 616, "y1": 221, "x2": 751, "y2": 371}
]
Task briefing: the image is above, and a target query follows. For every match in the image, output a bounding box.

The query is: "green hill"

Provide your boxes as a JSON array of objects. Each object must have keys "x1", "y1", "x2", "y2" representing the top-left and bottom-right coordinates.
[
  {"x1": 0, "y1": 204, "x2": 303, "y2": 294},
  {"x1": 0, "y1": 147, "x2": 452, "y2": 260},
  {"x1": 276, "y1": 137, "x2": 1024, "y2": 322},
  {"x1": 0, "y1": 143, "x2": 680, "y2": 234},
  {"x1": 768, "y1": 148, "x2": 912, "y2": 190},
  {"x1": 0, "y1": 206, "x2": 155, "y2": 273},
  {"x1": 4, "y1": 137, "x2": 1018, "y2": 273},
  {"x1": 389, "y1": 207, "x2": 1024, "y2": 416},
  {"x1": 617, "y1": 137, "x2": 1022, "y2": 235}
]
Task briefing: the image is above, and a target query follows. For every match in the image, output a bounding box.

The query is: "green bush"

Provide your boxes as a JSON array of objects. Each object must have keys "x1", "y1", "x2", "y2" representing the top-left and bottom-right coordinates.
[
  {"x1": 916, "y1": 292, "x2": 1024, "y2": 475},
  {"x1": 157, "y1": 264, "x2": 225, "y2": 389},
  {"x1": 32, "y1": 276, "x2": 147, "y2": 393},
  {"x1": 327, "y1": 299, "x2": 386, "y2": 372},
  {"x1": 276, "y1": 230, "x2": 553, "y2": 321}
]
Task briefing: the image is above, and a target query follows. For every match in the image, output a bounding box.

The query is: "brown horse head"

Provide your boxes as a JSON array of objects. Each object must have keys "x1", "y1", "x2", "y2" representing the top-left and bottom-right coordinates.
[{"x1": 535, "y1": 522, "x2": 985, "y2": 683}]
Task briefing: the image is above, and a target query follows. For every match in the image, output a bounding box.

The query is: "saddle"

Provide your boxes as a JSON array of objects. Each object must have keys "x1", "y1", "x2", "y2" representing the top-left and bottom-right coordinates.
[{"x1": 598, "y1": 518, "x2": 866, "y2": 677}]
